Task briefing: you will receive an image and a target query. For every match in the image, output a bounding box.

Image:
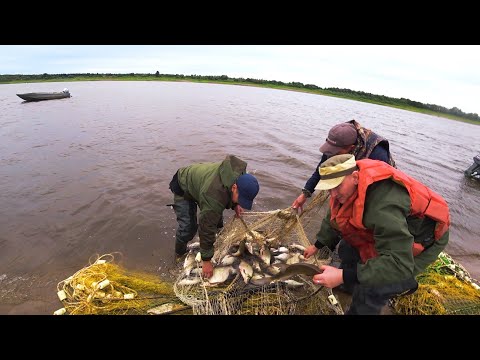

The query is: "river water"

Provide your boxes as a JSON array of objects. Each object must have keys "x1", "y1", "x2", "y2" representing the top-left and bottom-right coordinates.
[{"x1": 1, "y1": 81, "x2": 479, "y2": 314}]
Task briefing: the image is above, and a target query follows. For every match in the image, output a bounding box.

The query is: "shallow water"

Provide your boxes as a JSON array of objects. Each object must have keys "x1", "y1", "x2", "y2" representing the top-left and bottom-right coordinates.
[{"x1": 1, "y1": 81, "x2": 479, "y2": 314}]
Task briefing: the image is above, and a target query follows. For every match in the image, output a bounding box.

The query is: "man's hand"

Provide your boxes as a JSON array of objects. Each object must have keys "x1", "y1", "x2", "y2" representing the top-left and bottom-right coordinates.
[
  {"x1": 202, "y1": 260, "x2": 214, "y2": 279},
  {"x1": 303, "y1": 244, "x2": 319, "y2": 259},
  {"x1": 291, "y1": 193, "x2": 307, "y2": 214},
  {"x1": 234, "y1": 204, "x2": 244, "y2": 218},
  {"x1": 313, "y1": 265, "x2": 343, "y2": 288}
]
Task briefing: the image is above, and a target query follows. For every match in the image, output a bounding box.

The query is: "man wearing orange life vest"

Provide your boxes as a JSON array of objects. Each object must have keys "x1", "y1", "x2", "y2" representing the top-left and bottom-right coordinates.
[{"x1": 304, "y1": 154, "x2": 450, "y2": 315}]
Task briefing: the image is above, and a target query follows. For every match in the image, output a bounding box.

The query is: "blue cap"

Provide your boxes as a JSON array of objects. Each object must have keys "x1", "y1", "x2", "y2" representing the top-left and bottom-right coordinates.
[{"x1": 236, "y1": 173, "x2": 259, "y2": 210}]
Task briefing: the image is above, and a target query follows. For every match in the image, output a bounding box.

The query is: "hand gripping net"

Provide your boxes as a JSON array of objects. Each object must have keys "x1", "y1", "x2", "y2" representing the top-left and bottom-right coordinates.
[{"x1": 173, "y1": 191, "x2": 344, "y2": 315}]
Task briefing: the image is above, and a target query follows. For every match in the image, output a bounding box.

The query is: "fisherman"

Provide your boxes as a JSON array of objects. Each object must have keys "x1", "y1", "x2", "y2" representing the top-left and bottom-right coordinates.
[
  {"x1": 291, "y1": 120, "x2": 396, "y2": 293},
  {"x1": 304, "y1": 154, "x2": 450, "y2": 315},
  {"x1": 169, "y1": 154, "x2": 260, "y2": 279},
  {"x1": 291, "y1": 119, "x2": 395, "y2": 213}
]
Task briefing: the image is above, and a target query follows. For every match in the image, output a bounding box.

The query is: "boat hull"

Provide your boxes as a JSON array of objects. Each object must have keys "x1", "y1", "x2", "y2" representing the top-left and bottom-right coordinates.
[
  {"x1": 17, "y1": 92, "x2": 71, "y2": 101},
  {"x1": 465, "y1": 155, "x2": 480, "y2": 180}
]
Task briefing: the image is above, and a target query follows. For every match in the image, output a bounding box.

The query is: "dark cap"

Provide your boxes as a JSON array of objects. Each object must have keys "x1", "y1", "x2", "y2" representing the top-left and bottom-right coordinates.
[
  {"x1": 319, "y1": 123, "x2": 357, "y2": 155},
  {"x1": 236, "y1": 173, "x2": 259, "y2": 210}
]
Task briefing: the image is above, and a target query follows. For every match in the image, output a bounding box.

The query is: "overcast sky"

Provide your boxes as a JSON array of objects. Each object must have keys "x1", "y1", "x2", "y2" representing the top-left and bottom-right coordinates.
[{"x1": 1, "y1": 45, "x2": 479, "y2": 114}]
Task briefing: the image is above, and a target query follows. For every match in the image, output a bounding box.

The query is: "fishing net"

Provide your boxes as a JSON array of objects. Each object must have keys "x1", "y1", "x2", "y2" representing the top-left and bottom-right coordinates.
[
  {"x1": 173, "y1": 245, "x2": 343, "y2": 315},
  {"x1": 173, "y1": 190, "x2": 344, "y2": 315},
  {"x1": 391, "y1": 252, "x2": 480, "y2": 315},
  {"x1": 55, "y1": 253, "x2": 186, "y2": 315},
  {"x1": 54, "y1": 190, "x2": 479, "y2": 316}
]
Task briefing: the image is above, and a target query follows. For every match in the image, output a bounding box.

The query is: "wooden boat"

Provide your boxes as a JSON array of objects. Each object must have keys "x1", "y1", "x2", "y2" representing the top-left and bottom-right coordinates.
[{"x1": 17, "y1": 88, "x2": 71, "y2": 102}]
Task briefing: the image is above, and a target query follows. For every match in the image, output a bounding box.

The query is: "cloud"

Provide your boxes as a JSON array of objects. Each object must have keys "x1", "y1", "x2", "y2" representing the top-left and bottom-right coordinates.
[{"x1": 1, "y1": 45, "x2": 479, "y2": 114}]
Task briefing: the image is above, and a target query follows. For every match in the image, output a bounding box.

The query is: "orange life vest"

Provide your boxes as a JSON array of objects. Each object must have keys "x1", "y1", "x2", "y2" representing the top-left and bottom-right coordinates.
[{"x1": 330, "y1": 159, "x2": 450, "y2": 262}]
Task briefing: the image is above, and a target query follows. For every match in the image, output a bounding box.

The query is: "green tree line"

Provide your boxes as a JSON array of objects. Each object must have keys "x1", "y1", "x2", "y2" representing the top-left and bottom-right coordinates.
[{"x1": 1, "y1": 72, "x2": 478, "y2": 123}]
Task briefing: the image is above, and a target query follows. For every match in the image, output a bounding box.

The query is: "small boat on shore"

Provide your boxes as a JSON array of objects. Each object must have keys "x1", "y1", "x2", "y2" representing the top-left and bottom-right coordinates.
[
  {"x1": 464, "y1": 154, "x2": 480, "y2": 180},
  {"x1": 17, "y1": 88, "x2": 71, "y2": 102}
]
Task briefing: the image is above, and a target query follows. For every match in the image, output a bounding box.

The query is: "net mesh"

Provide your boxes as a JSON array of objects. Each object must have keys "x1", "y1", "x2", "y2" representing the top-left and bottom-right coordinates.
[
  {"x1": 391, "y1": 252, "x2": 480, "y2": 315},
  {"x1": 173, "y1": 190, "x2": 344, "y2": 315}
]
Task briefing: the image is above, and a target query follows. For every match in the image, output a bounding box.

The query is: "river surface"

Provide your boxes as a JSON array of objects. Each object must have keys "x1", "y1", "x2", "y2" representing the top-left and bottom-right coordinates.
[{"x1": 1, "y1": 81, "x2": 479, "y2": 314}]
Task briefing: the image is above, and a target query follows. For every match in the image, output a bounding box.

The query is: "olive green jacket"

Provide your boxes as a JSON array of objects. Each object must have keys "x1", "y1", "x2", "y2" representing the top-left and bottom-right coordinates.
[
  {"x1": 314, "y1": 179, "x2": 449, "y2": 286},
  {"x1": 177, "y1": 155, "x2": 247, "y2": 260}
]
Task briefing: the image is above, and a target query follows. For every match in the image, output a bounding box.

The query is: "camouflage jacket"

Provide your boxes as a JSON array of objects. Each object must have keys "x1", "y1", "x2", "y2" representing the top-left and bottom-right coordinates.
[{"x1": 349, "y1": 119, "x2": 396, "y2": 168}]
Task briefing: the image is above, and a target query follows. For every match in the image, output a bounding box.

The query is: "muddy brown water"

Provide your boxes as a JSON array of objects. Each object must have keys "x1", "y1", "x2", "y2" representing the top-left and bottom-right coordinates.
[{"x1": 1, "y1": 81, "x2": 479, "y2": 314}]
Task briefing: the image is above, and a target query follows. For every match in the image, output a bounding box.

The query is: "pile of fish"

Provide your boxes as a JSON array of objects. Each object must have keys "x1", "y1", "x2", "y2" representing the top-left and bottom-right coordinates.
[{"x1": 176, "y1": 230, "x2": 328, "y2": 289}]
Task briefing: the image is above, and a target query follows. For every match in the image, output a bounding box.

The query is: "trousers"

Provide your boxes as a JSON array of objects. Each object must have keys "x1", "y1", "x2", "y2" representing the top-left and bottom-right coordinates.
[
  {"x1": 171, "y1": 194, "x2": 223, "y2": 256},
  {"x1": 338, "y1": 239, "x2": 418, "y2": 315}
]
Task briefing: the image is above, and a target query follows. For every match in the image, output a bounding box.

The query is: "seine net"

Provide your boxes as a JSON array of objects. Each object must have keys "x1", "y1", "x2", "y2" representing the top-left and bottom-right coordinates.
[
  {"x1": 173, "y1": 191, "x2": 344, "y2": 315},
  {"x1": 391, "y1": 252, "x2": 480, "y2": 315}
]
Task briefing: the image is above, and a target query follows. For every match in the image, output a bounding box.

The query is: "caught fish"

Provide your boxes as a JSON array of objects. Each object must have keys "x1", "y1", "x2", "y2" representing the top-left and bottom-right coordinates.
[
  {"x1": 281, "y1": 279, "x2": 305, "y2": 288},
  {"x1": 239, "y1": 260, "x2": 254, "y2": 284},
  {"x1": 251, "y1": 272, "x2": 266, "y2": 281},
  {"x1": 274, "y1": 253, "x2": 290, "y2": 262},
  {"x1": 207, "y1": 266, "x2": 235, "y2": 285},
  {"x1": 190, "y1": 268, "x2": 203, "y2": 275},
  {"x1": 271, "y1": 246, "x2": 290, "y2": 256},
  {"x1": 177, "y1": 277, "x2": 202, "y2": 286},
  {"x1": 264, "y1": 263, "x2": 288, "y2": 276},
  {"x1": 250, "y1": 262, "x2": 322, "y2": 287},
  {"x1": 251, "y1": 259, "x2": 262, "y2": 273},
  {"x1": 245, "y1": 241, "x2": 259, "y2": 256},
  {"x1": 286, "y1": 253, "x2": 301, "y2": 265},
  {"x1": 259, "y1": 244, "x2": 272, "y2": 266},
  {"x1": 231, "y1": 239, "x2": 246, "y2": 257},
  {"x1": 147, "y1": 303, "x2": 189, "y2": 315},
  {"x1": 183, "y1": 252, "x2": 196, "y2": 276},
  {"x1": 220, "y1": 254, "x2": 236, "y2": 266},
  {"x1": 265, "y1": 237, "x2": 276, "y2": 244},
  {"x1": 288, "y1": 244, "x2": 306, "y2": 252}
]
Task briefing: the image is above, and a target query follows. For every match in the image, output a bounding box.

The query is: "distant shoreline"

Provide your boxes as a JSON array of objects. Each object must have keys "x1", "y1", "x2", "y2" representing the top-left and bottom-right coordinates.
[{"x1": 3, "y1": 75, "x2": 479, "y2": 125}]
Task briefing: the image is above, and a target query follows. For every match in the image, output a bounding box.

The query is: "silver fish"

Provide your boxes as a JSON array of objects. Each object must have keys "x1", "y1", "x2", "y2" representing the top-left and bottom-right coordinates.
[
  {"x1": 239, "y1": 260, "x2": 253, "y2": 284},
  {"x1": 183, "y1": 252, "x2": 196, "y2": 276},
  {"x1": 251, "y1": 259, "x2": 262, "y2": 273},
  {"x1": 207, "y1": 266, "x2": 235, "y2": 285},
  {"x1": 220, "y1": 254, "x2": 236, "y2": 266},
  {"x1": 271, "y1": 247, "x2": 290, "y2": 256},
  {"x1": 282, "y1": 279, "x2": 305, "y2": 288},
  {"x1": 231, "y1": 239, "x2": 246, "y2": 257},
  {"x1": 264, "y1": 263, "x2": 288, "y2": 276},
  {"x1": 250, "y1": 263, "x2": 321, "y2": 287},
  {"x1": 245, "y1": 241, "x2": 259, "y2": 256},
  {"x1": 251, "y1": 272, "x2": 266, "y2": 281},
  {"x1": 274, "y1": 253, "x2": 290, "y2": 262},
  {"x1": 177, "y1": 277, "x2": 202, "y2": 286},
  {"x1": 286, "y1": 253, "x2": 301, "y2": 265},
  {"x1": 147, "y1": 303, "x2": 188, "y2": 315},
  {"x1": 288, "y1": 243, "x2": 306, "y2": 252},
  {"x1": 190, "y1": 268, "x2": 203, "y2": 275},
  {"x1": 259, "y1": 244, "x2": 272, "y2": 266}
]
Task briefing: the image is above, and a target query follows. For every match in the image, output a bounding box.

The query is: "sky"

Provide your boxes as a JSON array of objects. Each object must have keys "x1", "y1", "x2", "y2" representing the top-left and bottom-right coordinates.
[{"x1": 1, "y1": 45, "x2": 479, "y2": 114}]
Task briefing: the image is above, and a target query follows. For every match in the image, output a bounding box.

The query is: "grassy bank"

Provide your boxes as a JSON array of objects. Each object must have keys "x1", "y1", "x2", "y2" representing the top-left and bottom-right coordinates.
[{"x1": 3, "y1": 75, "x2": 478, "y2": 125}]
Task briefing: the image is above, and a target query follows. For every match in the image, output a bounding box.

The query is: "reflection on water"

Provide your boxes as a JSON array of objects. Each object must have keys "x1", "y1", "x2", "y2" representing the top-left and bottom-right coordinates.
[{"x1": 0, "y1": 81, "x2": 479, "y2": 314}]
